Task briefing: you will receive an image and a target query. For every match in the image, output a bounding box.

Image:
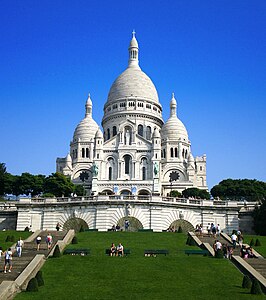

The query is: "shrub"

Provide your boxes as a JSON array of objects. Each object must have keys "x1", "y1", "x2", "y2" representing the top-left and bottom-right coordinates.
[
  {"x1": 249, "y1": 239, "x2": 254, "y2": 246},
  {"x1": 255, "y1": 239, "x2": 261, "y2": 246},
  {"x1": 186, "y1": 236, "x2": 191, "y2": 245},
  {"x1": 24, "y1": 226, "x2": 30, "y2": 232},
  {"x1": 10, "y1": 236, "x2": 15, "y2": 242},
  {"x1": 188, "y1": 237, "x2": 196, "y2": 246},
  {"x1": 53, "y1": 245, "x2": 61, "y2": 258},
  {"x1": 35, "y1": 270, "x2": 44, "y2": 286},
  {"x1": 242, "y1": 275, "x2": 252, "y2": 289},
  {"x1": 177, "y1": 227, "x2": 183, "y2": 233},
  {"x1": 26, "y1": 278, "x2": 39, "y2": 292},
  {"x1": 5, "y1": 235, "x2": 11, "y2": 242},
  {"x1": 79, "y1": 225, "x2": 84, "y2": 232},
  {"x1": 72, "y1": 236, "x2": 78, "y2": 244},
  {"x1": 250, "y1": 279, "x2": 263, "y2": 295}
]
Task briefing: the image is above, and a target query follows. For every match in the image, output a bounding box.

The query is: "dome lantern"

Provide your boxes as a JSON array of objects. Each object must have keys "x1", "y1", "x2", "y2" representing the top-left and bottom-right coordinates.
[
  {"x1": 85, "y1": 93, "x2": 92, "y2": 117},
  {"x1": 170, "y1": 93, "x2": 177, "y2": 117},
  {"x1": 128, "y1": 30, "x2": 139, "y2": 68}
]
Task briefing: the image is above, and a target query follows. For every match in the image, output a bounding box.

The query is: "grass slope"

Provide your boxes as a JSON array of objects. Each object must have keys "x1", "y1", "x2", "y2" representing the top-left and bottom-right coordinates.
[
  {"x1": 0, "y1": 230, "x2": 31, "y2": 250},
  {"x1": 16, "y1": 232, "x2": 264, "y2": 300}
]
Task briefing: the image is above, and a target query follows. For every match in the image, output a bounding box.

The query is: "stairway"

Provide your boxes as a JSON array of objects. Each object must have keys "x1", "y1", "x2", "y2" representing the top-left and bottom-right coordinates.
[{"x1": 0, "y1": 231, "x2": 66, "y2": 284}]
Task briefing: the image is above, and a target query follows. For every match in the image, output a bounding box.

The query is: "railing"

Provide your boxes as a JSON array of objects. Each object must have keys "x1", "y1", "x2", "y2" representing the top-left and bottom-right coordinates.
[{"x1": 14, "y1": 196, "x2": 258, "y2": 210}]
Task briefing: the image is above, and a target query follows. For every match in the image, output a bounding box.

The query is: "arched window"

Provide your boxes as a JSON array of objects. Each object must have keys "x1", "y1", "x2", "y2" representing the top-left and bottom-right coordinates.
[
  {"x1": 138, "y1": 124, "x2": 143, "y2": 136},
  {"x1": 142, "y1": 167, "x2": 146, "y2": 180},
  {"x1": 82, "y1": 148, "x2": 85, "y2": 158},
  {"x1": 86, "y1": 148, "x2": 89, "y2": 158},
  {"x1": 182, "y1": 149, "x2": 185, "y2": 158},
  {"x1": 109, "y1": 167, "x2": 112, "y2": 180},
  {"x1": 163, "y1": 149, "x2": 166, "y2": 158},
  {"x1": 75, "y1": 149, "x2": 77, "y2": 158},
  {"x1": 124, "y1": 155, "x2": 131, "y2": 174},
  {"x1": 170, "y1": 148, "x2": 174, "y2": 158},
  {"x1": 175, "y1": 148, "x2": 178, "y2": 157},
  {"x1": 107, "y1": 128, "x2": 110, "y2": 140},
  {"x1": 185, "y1": 149, "x2": 188, "y2": 159},
  {"x1": 146, "y1": 126, "x2": 151, "y2": 140},
  {"x1": 113, "y1": 126, "x2": 117, "y2": 136}
]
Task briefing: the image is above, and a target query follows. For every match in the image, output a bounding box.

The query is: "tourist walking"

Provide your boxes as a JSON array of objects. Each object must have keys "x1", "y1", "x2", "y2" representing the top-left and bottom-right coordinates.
[
  {"x1": 4, "y1": 248, "x2": 13, "y2": 273},
  {"x1": 16, "y1": 237, "x2": 24, "y2": 257},
  {"x1": 46, "y1": 233, "x2": 53, "y2": 250},
  {"x1": 231, "y1": 232, "x2": 237, "y2": 249},
  {"x1": 56, "y1": 222, "x2": 61, "y2": 231},
  {"x1": 36, "y1": 236, "x2": 42, "y2": 251}
]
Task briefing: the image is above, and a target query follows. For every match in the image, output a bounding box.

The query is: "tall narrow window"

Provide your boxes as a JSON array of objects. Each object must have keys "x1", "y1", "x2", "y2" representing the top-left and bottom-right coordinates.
[
  {"x1": 175, "y1": 148, "x2": 178, "y2": 157},
  {"x1": 170, "y1": 148, "x2": 174, "y2": 158},
  {"x1": 107, "y1": 128, "x2": 110, "y2": 140},
  {"x1": 138, "y1": 124, "x2": 143, "y2": 136},
  {"x1": 124, "y1": 155, "x2": 131, "y2": 174},
  {"x1": 109, "y1": 167, "x2": 112, "y2": 180},
  {"x1": 86, "y1": 148, "x2": 89, "y2": 158},
  {"x1": 142, "y1": 167, "x2": 146, "y2": 180},
  {"x1": 82, "y1": 148, "x2": 85, "y2": 158},
  {"x1": 113, "y1": 126, "x2": 117, "y2": 136},
  {"x1": 163, "y1": 149, "x2": 166, "y2": 158},
  {"x1": 146, "y1": 126, "x2": 151, "y2": 140}
]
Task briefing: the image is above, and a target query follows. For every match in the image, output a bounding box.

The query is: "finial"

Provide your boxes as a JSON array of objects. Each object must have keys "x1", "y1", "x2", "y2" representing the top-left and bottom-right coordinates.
[
  {"x1": 132, "y1": 30, "x2": 136, "y2": 38},
  {"x1": 172, "y1": 92, "x2": 175, "y2": 99}
]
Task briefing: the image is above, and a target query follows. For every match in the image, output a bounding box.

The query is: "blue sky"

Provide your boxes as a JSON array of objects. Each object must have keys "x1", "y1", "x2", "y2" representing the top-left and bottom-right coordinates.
[{"x1": 0, "y1": 0, "x2": 265, "y2": 189}]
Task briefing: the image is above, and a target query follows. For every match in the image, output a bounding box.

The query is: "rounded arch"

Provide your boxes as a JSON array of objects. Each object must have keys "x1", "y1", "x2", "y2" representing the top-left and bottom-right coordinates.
[
  {"x1": 120, "y1": 189, "x2": 132, "y2": 195},
  {"x1": 117, "y1": 216, "x2": 143, "y2": 232},
  {"x1": 100, "y1": 189, "x2": 114, "y2": 195},
  {"x1": 138, "y1": 189, "x2": 151, "y2": 196},
  {"x1": 169, "y1": 219, "x2": 194, "y2": 233},
  {"x1": 63, "y1": 217, "x2": 89, "y2": 232}
]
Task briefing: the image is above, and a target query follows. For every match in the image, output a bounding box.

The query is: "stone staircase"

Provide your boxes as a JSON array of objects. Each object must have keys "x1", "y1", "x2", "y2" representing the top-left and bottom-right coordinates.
[{"x1": 0, "y1": 231, "x2": 66, "y2": 284}]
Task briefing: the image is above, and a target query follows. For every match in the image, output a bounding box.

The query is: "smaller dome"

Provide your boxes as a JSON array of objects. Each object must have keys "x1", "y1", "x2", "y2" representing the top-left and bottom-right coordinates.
[
  {"x1": 95, "y1": 128, "x2": 103, "y2": 138},
  {"x1": 129, "y1": 30, "x2": 138, "y2": 48},
  {"x1": 73, "y1": 116, "x2": 99, "y2": 142},
  {"x1": 152, "y1": 128, "x2": 160, "y2": 139}
]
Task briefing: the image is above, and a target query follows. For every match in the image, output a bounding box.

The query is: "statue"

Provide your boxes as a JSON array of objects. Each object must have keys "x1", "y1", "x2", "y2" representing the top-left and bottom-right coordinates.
[
  {"x1": 125, "y1": 130, "x2": 130, "y2": 145},
  {"x1": 92, "y1": 163, "x2": 98, "y2": 177},
  {"x1": 154, "y1": 162, "x2": 159, "y2": 176}
]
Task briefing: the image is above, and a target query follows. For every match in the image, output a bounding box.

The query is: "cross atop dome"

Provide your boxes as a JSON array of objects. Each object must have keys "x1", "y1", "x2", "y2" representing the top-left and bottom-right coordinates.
[{"x1": 132, "y1": 29, "x2": 136, "y2": 38}]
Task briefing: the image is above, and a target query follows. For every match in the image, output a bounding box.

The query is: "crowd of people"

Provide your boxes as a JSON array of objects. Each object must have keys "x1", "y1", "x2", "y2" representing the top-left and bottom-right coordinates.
[{"x1": 109, "y1": 242, "x2": 124, "y2": 256}]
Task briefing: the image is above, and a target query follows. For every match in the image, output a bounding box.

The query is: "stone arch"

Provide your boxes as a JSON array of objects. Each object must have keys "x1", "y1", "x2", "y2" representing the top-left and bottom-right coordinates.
[
  {"x1": 138, "y1": 189, "x2": 151, "y2": 196},
  {"x1": 120, "y1": 189, "x2": 132, "y2": 195},
  {"x1": 63, "y1": 217, "x2": 89, "y2": 232},
  {"x1": 117, "y1": 216, "x2": 143, "y2": 232},
  {"x1": 100, "y1": 189, "x2": 114, "y2": 195},
  {"x1": 169, "y1": 219, "x2": 194, "y2": 233}
]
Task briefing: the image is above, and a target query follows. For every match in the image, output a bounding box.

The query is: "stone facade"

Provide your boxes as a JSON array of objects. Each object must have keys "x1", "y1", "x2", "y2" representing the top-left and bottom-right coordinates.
[{"x1": 56, "y1": 33, "x2": 207, "y2": 196}]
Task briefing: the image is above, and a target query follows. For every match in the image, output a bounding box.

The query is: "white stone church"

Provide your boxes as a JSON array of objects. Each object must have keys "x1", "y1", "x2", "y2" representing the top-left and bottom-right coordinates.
[{"x1": 56, "y1": 33, "x2": 207, "y2": 196}]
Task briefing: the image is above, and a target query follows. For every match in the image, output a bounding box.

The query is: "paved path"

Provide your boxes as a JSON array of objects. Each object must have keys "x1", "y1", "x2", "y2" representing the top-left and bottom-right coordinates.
[{"x1": 0, "y1": 231, "x2": 66, "y2": 283}]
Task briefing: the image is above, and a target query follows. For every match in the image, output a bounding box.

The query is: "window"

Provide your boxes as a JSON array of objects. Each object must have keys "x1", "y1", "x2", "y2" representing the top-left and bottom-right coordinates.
[
  {"x1": 175, "y1": 148, "x2": 178, "y2": 157},
  {"x1": 109, "y1": 167, "x2": 112, "y2": 180},
  {"x1": 86, "y1": 148, "x2": 89, "y2": 158},
  {"x1": 138, "y1": 124, "x2": 143, "y2": 136},
  {"x1": 146, "y1": 126, "x2": 151, "y2": 140},
  {"x1": 142, "y1": 167, "x2": 146, "y2": 180},
  {"x1": 170, "y1": 148, "x2": 174, "y2": 158},
  {"x1": 113, "y1": 126, "x2": 117, "y2": 136},
  {"x1": 107, "y1": 128, "x2": 110, "y2": 140},
  {"x1": 124, "y1": 155, "x2": 131, "y2": 174},
  {"x1": 82, "y1": 148, "x2": 85, "y2": 158}
]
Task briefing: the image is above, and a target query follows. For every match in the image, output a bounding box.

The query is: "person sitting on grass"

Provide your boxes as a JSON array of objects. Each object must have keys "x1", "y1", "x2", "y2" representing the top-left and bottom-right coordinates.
[
  {"x1": 116, "y1": 243, "x2": 124, "y2": 256},
  {"x1": 110, "y1": 243, "x2": 116, "y2": 256}
]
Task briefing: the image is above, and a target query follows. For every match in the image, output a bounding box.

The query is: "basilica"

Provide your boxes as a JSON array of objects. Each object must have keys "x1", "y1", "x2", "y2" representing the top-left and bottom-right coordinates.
[{"x1": 56, "y1": 33, "x2": 207, "y2": 196}]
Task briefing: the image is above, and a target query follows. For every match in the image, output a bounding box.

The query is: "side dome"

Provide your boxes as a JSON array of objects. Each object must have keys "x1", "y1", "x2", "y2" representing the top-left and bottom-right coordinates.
[
  {"x1": 161, "y1": 94, "x2": 189, "y2": 142},
  {"x1": 73, "y1": 94, "x2": 99, "y2": 142}
]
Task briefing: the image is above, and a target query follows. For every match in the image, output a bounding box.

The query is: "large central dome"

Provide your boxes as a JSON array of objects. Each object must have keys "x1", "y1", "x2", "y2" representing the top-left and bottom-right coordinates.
[{"x1": 106, "y1": 32, "x2": 159, "y2": 105}]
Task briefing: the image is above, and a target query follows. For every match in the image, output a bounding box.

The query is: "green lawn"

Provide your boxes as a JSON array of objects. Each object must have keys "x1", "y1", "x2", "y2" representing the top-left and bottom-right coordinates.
[
  {"x1": 16, "y1": 232, "x2": 265, "y2": 300},
  {"x1": 245, "y1": 235, "x2": 266, "y2": 257},
  {"x1": 0, "y1": 230, "x2": 31, "y2": 250}
]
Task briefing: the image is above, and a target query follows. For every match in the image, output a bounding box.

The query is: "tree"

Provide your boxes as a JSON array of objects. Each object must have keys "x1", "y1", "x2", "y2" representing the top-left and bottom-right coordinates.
[
  {"x1": 44, "y1": 173, "x2": 75, "y2": 197},
  {"x1": 0, "y1": 163, "x2": 7, "y2": 196},
  {"x1": 182, "y1": 188, "x2": 210, "y2": 199},
  {"x1": 74, "y1": 184, "x2": 85, "y2": 196},
  {"x1": 253, "y1": 202, "x2": 266, "y2": 235},
  {"x1": 170, "y1": 190, "x2": 182, "y2": 198},
  {"x1": 211, "y1": 179, "x2": 266, "y2": 202}
]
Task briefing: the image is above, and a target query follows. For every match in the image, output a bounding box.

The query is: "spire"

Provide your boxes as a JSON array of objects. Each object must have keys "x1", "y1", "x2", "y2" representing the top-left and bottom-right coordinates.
[
  {"x1": 128, "y1": 30, "x2": 139, "y2": 68},
  {"x1": 85, "y1": 93, "x2": 92, "y2": 117},
  {"x1": 170, "y1": 93, "x2": 177, "y2": 117}
]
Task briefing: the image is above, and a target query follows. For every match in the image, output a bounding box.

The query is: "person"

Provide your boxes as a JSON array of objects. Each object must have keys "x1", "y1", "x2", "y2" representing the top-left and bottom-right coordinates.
[
  {"x1": 211, "y1": 223, "x2": 216, "y2": 238},
  {"x1": 36, "y1": 236, "x2": 42, "y2": 251},
  {"x1": 56, "y1": 223, "x2": 61, "y2": 231},
  {"x1": 0, "y1": 246, "x2": 3, "y2": 259},
  {"x1": 216, "y1": 224, "x2": 221, "y2": 237},
  {"x1": 228, "y1": 247, "x2": 233, "y2": 260},
  {"x1": 116, "y1": 243, "x2": 124, "y2": 256},
  {"x1": 125, "y1": 220, "x2": 130, "y2": 231},
  {"x1": 4, "y1": 248, "x2": 13, "y2": 273},
  {"x1": 46, "y1": 233, "x2": 53, "y2": 250},
  {"x1": 111, "y1": 225, "x2": 116, "y2": 231},
  {"x1": 238, "y1": 234, "x2": 244, "y2": 247},
  {"x1": 16, "y1": 237, "x2": 24, "y2": 257},
  {"x1": 231, "y1": 232, "x2": 237, "y2": 249},
  {"x1": 207, "y1": 223, "x2": 211, "y2": 236},
  {"x1": 110, "y1": 243, "x2": 116, "y2": 256}
]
